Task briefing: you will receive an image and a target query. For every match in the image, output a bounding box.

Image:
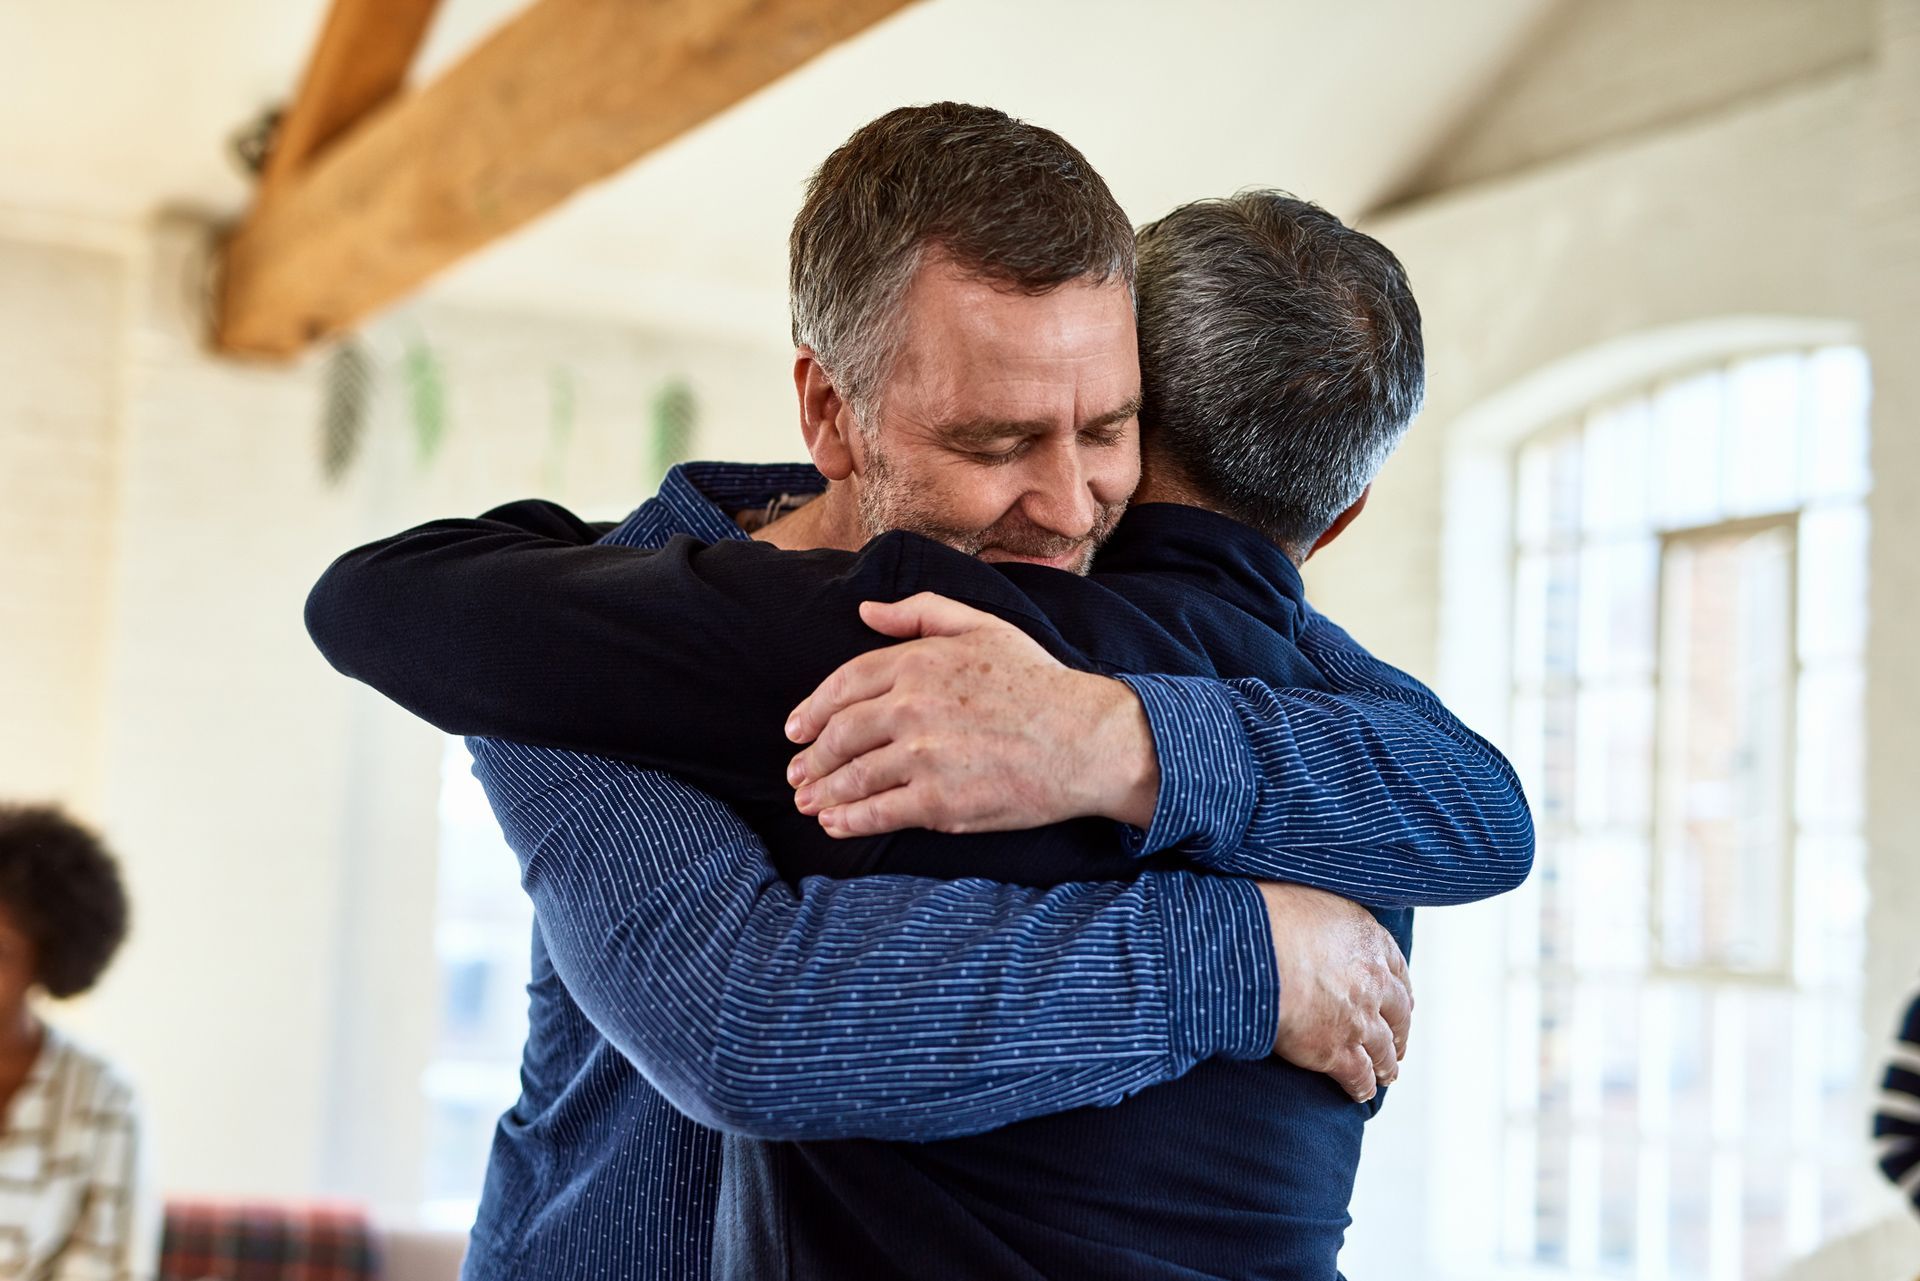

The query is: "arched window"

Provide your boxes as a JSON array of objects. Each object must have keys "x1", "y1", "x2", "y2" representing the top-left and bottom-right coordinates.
[{"x1": 1499, "y1": 346, "x2": 1870, "y2": 1278}]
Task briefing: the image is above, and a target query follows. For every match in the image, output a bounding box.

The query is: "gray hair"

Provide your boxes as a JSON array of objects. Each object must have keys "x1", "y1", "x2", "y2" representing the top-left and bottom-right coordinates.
[
  {"x1": 1135, "y1": 191, "x2": 1425, "y2": 555},
  {"x1": 789, "y1": 103, "x2": 1136, "y2": 426}
]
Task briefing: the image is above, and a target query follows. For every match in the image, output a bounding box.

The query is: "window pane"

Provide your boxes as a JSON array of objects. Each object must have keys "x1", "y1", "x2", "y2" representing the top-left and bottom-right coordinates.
[
  {"x1": 1653, "y1": 370, "x2": 1726, "y2": 527},
  {"x1": 1667, "y1": 982, "x2": 1714, "y2": 1144},
  {"x1": 1794, "y1": 835, "x2": 1867, "y2": 988},
  {"x1": 1800, "y1": 346, "x2": 1871, "y2": 502},
  {"x1": 1795, "y1": 666, "x2": 1865, "y2": 833},
  {"x1": 1599, "y1": 1126, "x2": 1638, "y2": 1269},
  {"x1": 1724, "y1": 354, "x2": 1803, "y2": 517},
  {"x1": 1538, "y1": 976, "x2": 1576, "y2": 1119},
  {"x1": 1545, "y1": 430, "x2": 1584, "y2": 543},
  {"x1": 1513, "y1": 553, "x2": 1548, "y2": 690},
  {"x1": 1514, "y1": 549, "x2": 1581, "y2": 690},
  {"x1": 1669, "y1": 1139, "x2": 1713, "y2": 1277},
  {"x1": 1656, "y1": 524, "x2": 1795, "y2": 974},
  {"x1": 1743, "y1": 987, "x2": 1797, "y2": 1159},
  {"x1": 1516, "y1": 438, "x2": 1555, "y2": 550},
  {"x1": 1582, "y1": 398, "x2": 1653, "y2": 537},
  {"x1": 1538, "y1": 686, "x2": 1579, "y2": 830},
  {"x1": 1568, "y1": 834, "x2": 1650, "y2": 972},
  {"x1": 1578, "y1": 539, "x2": 1659, "y2": 682},
  {"x1": 1797, "y1": 504, "x2": 1869, "y2": 662},
  {"x1": 1575, "y1": 684, "x2": 1655, "y2": 833},
  {"x1": 429, "y1": 740, "x2": 533, "y2": 1219}
]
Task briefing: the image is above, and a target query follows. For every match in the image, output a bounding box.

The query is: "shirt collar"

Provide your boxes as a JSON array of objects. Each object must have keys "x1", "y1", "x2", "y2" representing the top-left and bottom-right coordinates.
[
  {"x1": 655, "y1": 461, "x2": 828, "y2": 544},
  {"x1": 1093, "y1": 503, "x2": 1309, "y2": 634}
]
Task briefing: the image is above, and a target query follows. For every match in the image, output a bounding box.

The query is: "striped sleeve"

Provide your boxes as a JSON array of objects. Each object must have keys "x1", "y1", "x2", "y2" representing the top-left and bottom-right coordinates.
[
  {"x1": 1874, "y1": 984, "x2": 1920, "y2": 1207},
  {"x1": 473, "y1": 739, "x2": 1278, "y2": 1142},
  {"x1": 1115, "y1": 610, "x2": 1534, "y2": 909}
]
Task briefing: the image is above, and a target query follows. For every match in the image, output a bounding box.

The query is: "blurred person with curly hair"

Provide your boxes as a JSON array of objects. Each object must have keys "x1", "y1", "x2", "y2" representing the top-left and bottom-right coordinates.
[{"x1": 0, "y1": 803, "x2": 156, "y2": 1280}]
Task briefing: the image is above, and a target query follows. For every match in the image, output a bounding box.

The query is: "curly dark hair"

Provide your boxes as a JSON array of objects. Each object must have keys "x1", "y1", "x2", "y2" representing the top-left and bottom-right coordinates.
[{"x1": 0, "y1": 805, "x2": 129, "y2": 998}]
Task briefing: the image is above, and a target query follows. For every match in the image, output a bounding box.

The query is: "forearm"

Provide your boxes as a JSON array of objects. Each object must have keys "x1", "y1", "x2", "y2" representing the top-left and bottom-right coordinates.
[
  {"x1": 486, "y1": 741, "x2": 1277, "y2": 1140},
  {"x1": 1119, "y1": 623, "x2": 1534, "y2": 907},
  {"x1": 305, "y1": 517, "x2": 631, "y2": 743}
]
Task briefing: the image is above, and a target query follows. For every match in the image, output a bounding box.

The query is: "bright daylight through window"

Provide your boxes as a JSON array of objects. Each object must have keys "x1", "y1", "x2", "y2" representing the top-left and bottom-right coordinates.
[{"x1": 1504, "y1": 347, "x2": 1871, "y2": 1280}]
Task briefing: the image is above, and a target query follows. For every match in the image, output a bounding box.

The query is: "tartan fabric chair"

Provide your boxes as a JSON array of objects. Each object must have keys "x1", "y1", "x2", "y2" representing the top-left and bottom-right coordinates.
[{"x1": 158, "y1": 1202, "x2": 381, "y2": 1281}]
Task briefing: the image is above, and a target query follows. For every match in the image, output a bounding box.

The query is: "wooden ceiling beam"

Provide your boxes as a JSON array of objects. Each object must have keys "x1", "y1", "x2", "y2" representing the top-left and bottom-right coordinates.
[
  {"x1": 216, "y1": 0, "x2": 913, "y2": 358},
  {"x1": 257, "y1": 0, "x2": 445, "y2": 201}
]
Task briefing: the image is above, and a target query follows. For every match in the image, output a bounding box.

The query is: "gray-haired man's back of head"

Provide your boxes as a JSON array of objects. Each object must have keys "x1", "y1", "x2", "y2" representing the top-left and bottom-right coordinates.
[{"x1": 1136, "y1": 191, "x2": 1425, "y2": 559}]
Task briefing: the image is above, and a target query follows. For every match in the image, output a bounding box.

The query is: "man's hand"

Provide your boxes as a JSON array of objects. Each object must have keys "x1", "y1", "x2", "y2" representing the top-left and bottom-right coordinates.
[
  {"x1": 1259, "y1": 882, "x2": 1412, "y2": 1102},
  {"x1": 784, "y1": 593, "x2": 1161, "y2": 837}
]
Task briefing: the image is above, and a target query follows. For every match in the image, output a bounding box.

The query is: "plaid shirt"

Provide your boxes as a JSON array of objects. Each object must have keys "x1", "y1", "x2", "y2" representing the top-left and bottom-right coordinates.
[{"x1": 0, "y1": 1025, "x2": 156, "y2": 1281}]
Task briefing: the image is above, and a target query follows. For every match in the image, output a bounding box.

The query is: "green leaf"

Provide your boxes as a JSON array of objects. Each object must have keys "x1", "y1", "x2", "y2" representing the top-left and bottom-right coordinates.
[
  {"x1": 405, "y1": 338, "x2": 448, "y2": 465},
  {"x1": 319, "y1": 339, "x2": 372, "y2": 485},
  {"x1": 649, "y1": 378, "x2": 697, "y2": 486}
]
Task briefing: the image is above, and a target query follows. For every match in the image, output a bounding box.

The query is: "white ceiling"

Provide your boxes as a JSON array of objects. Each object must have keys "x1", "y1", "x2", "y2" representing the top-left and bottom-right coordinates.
[{"x1": 0, "y1": 0, "x2": 1556, "y2": 343}]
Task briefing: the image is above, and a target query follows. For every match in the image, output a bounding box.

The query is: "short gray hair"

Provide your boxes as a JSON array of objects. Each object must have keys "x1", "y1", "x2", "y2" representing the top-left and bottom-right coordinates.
[
  {"x1": 1135, "y1": 191, "x2": 1424, "y2": 554},
  {"x1": 789, "y1": 103, "x2": 1136, "y2": 424}
]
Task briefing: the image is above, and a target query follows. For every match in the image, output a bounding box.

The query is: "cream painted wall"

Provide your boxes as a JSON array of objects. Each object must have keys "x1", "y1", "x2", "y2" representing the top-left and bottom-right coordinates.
[
  {"x1": 0, "y1": 211, "x2": 794, "y2": 1207},
  {"x1": 1315, "y1": 5, "x2": 1920, "y2": 1275},
  {"x1": 0, "y1": 236, "x2": 124, "y2": 810},
  {"x1": 1401, "y1": 0, "x2": 1875, "y2": 198}
]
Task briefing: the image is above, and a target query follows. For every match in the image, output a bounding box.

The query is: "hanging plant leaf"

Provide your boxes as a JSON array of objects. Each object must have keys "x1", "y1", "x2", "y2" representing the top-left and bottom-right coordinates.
[
  {"x1": 649, "y1": 378, "x2": 697, "y2": 484},
  {"x1": 319, "y1": 338, "x2": 372, "y2": 485},
  {"x1": 405, "y1": 337, "x2": 448, "y2": 465},
  {"x1": 544, "y1": 365, "x2": 577, "y2": 490}
]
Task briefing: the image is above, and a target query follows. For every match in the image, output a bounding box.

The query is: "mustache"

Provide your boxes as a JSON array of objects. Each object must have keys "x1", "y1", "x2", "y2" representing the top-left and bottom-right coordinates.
[{"x1": 960, "y1": 501, "x2": 1126, "y2": 559}]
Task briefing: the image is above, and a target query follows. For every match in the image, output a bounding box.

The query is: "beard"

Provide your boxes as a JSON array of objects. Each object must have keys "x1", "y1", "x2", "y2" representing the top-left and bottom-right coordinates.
[{"x1": 856, "y1": 440, "x2": 1125, "y2": 575}]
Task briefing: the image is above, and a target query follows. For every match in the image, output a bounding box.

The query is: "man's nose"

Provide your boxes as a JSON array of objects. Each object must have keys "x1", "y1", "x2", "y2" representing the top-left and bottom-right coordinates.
[{"x1": 1019, "y1": 440, "x2": 1099, "y2": 539}]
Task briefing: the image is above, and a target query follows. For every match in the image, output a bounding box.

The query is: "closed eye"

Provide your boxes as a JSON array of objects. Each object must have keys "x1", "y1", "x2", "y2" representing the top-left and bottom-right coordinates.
[{"x1": 970, "y1": 440, "x2": 1033, "y2": 465}]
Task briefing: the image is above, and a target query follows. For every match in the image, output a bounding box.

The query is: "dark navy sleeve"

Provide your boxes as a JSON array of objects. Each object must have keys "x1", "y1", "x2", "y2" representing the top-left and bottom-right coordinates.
[
  {"x1": 304, "y1": 509, "x2": 921, "y2": 770},
  {"x1": 1114, "y1": 611, "x2": 1535, "y2": 909},
  {"x1": 305, "y1": 502, "x2": 1104, "y2": 781}
]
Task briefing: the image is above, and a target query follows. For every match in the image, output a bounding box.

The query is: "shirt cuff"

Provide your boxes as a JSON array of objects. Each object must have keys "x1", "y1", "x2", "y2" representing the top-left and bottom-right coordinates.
[
  {"x1": 1152, "y1": 872, "x2": 1279, "y2": 1065},
  {"x1": 1117, "y1": 674, "x2": 1260, "y2": 861}
]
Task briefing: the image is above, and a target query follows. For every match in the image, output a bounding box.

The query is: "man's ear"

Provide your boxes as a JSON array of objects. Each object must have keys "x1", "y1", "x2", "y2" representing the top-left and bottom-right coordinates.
[
  {"x1": 1306, "y1": 485, "x2": 1370, "y2": 561},
  {"x1": 794, "y1": 350, "x2": 859, "y2": 481}
]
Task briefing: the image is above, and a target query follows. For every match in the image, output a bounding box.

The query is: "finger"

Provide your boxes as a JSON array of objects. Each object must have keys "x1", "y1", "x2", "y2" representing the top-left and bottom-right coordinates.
[
  {"x1": 1383, "y1": 931, "x2": 1410, "y2": 988},
  {"x1": 818, "y1": 785, "x2": 931, "y2": 839},
  {"x1": 1328, "y1": 1044, "x2": 1378, "y2": 1104},
  {"x1": 857, "y1": 593, "x2": 1006, "y2": 641},
  {"x1": 1361, "y1": 1016, "x2": 1399, "y2": 1090},
  {"x1": 786, "y1": 649, "x2": 904, "y2": 745},
  {"x1": 1381, "y1": 978, "x2": 1414, "y2": 1064},
  {"x1": 796, "y1": 742, "x2": 919, "y2": 815},
  {"x1": 790, "y1": 701, "x2": 899, "y2": 792}
]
